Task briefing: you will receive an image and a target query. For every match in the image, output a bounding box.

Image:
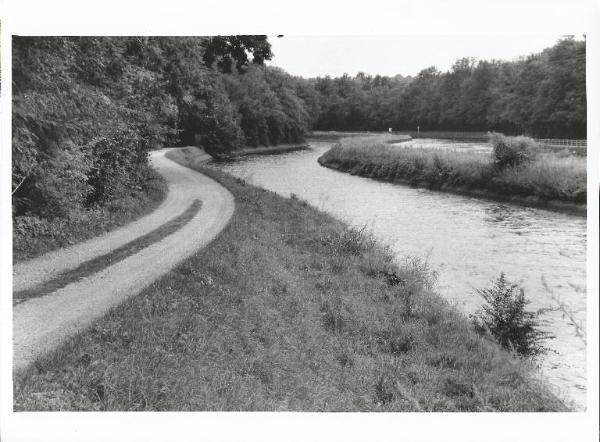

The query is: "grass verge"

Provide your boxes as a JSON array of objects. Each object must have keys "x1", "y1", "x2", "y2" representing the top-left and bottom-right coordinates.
[
  {"x1": 13, "y1": 170, "x2": 169, "y2": 263},
  {"x1": 14, "y1": 149, "x2": 566, "y2": 411},
  {"x1": 318, "y1": 136, "x2": 586, "y2": 215}
]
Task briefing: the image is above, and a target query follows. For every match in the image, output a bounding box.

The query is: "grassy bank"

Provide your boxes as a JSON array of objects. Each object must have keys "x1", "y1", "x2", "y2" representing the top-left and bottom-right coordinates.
[
  {"x1": 231, "y1": 143, "x2": 311, "y2": 157},
  {"x1": 318, "y1": 136, "x2": 586, "y2": 215},
  {"x1": 13, "y1": 171, "x2": 168, "y2": 263},
  {"x1": 309, "y1": 131, "x2": 412, "y2": 142},
  {"x1": 14, "y1": 147, "x2": 565, "y2": 411}
]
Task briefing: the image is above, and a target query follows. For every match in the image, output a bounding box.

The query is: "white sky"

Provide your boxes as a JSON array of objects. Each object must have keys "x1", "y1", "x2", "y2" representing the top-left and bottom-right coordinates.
[{"x1": 267, "y1": 34, "x2": 570, "y2": 78}]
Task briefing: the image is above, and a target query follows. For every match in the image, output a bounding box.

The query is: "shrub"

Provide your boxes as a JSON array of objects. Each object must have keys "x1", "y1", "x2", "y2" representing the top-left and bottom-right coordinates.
[
  {"x1": 490, "y1": 134, "x2": 538, "y2": 169},
  {"x1": 29, "y1": 142, "x2": 93, "y2": 218},
  {"x1": 470, "y1": 273, "x2": 552, "y2": 357}
]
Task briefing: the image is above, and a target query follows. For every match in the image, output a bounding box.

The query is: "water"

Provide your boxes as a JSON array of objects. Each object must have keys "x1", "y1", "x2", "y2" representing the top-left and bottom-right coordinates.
[{"x1": 214, "y1": 142, "x2": 587, "y2": 409}]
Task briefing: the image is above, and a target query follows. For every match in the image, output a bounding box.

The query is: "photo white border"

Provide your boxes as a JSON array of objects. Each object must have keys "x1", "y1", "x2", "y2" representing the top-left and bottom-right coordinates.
[{"x1": 1, "y1": 0, "x2": 598, "y2": 441}]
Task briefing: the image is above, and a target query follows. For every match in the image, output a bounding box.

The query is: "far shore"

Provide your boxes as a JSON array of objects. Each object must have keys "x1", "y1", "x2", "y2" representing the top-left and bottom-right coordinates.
[
  {"x1": 318, "y1": 157, "x2": 586, "y2": 217},
  {"x1": 317, "y1": 135, "x2": 586, "y2": 217},
  {"x1": 229, "y1": 143, "x2": 311, "y2": 158}
]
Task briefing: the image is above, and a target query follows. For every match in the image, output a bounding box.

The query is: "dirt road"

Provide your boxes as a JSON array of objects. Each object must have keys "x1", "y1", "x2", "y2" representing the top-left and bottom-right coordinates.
[{"x1": 13, "y1": 147, "x2": 234, "y2": 371}]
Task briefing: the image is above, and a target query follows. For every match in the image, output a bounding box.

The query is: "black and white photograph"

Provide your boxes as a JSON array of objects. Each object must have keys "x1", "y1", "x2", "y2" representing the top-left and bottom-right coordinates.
[{"x1": 0, "y1": 0, "x2": 598, "y2": 441}]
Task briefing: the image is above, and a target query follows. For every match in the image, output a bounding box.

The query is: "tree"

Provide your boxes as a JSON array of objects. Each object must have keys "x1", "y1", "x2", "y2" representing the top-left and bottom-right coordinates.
[{"x1": 202, "y1": 36, "x2": 273, "y2": 73}]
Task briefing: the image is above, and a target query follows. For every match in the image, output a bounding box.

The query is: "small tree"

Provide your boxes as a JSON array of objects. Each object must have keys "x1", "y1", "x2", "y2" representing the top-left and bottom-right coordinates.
[{"x1": 471, "y1": 273, "x2": 552, "y2": 357}]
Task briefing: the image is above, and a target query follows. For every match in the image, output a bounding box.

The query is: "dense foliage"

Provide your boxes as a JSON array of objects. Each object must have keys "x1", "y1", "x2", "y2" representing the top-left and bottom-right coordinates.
[
  {"x1": 304, "y1": 38, "x2": 586, "y2": 138},
  {"x1": 12, "y1": 36, "x2": 309, "y2": 219}
]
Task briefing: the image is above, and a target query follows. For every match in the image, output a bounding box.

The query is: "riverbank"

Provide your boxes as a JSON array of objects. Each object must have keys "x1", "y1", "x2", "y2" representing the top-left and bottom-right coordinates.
[
  {"x1": 14, "y1": 147, "x2": 566, "y2": 411},
  {"x1": 310, "y1": 131, "x2": 412, "y2": 143},
  {"x1": 13, "y1": 171, "x2": 168, "y2": 263},
  {"x1": 318, "y1": 136, "x2": 586, "y2": 216},
  {"x1": 231, "y1": 143, "x2": 311, "y2": 157},
  {"x1": 205, "y1": 143, "x2": 312, "y2": 161}
]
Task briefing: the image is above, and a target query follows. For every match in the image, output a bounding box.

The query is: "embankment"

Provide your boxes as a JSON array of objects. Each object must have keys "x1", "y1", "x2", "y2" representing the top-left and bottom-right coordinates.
[
  {"x1": 231, "y1": 143, "x2": 311, "y2": 157},
  {"x1": 15, "y1": 147, "x2": 566, "y2": 411}
]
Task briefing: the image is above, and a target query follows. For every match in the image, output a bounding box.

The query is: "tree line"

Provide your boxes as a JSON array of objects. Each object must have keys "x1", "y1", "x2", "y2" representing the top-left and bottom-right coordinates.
[
  {"x1": 303, "y1": 37, "x2": 586, "y2": 138},
  {"x1": 12, "y1": 36, "x2": 586, "y2": 220}
]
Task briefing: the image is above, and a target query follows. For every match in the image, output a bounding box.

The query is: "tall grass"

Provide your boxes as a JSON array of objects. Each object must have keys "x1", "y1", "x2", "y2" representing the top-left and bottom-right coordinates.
[{"x1": 318, "y1": 135, "x2": 586, "y2": 208}]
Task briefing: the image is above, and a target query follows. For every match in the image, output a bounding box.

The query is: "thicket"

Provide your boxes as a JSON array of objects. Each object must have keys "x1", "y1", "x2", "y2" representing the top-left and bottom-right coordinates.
[{"x1": 303, "y1": 38, "x2": 586, "y2": 138}]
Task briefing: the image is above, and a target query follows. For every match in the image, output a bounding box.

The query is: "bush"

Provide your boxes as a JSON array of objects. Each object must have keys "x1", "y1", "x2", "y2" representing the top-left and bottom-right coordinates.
[
  {"x1": 29, "y1": 142, "x2": 93, "y2": 219},
  {"x1": 490, "y1": 134, "x2": 538, "y2": 169},
  {"x1": 470, "y1": 273, "x2": 551, "y2": 357}
]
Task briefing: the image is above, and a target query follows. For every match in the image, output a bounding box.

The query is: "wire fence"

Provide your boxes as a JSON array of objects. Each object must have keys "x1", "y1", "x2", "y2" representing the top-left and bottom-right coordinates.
[{"x1": 534, "y1": 138, "x2": 587, "y2": 148}]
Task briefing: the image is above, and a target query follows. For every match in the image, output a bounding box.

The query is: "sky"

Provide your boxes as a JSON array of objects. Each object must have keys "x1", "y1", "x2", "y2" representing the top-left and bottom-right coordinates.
[{"x1": 267, "y1": 35, "x2": 571, "y2": 78}]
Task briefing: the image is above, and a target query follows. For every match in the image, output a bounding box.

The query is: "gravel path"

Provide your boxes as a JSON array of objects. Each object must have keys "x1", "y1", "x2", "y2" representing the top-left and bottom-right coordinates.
[
  {"x1": 13, "y1": 147, "x2": 233, "y2": 371},
  {"x1": 13, "y1": 148, "x2": 211, "y2": 293}
]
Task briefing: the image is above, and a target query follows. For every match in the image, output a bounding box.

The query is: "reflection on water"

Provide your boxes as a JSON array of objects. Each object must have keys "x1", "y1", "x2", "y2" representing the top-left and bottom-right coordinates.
[{"x1": 214, "y1": 142, "x2": 587, "y2": 410}]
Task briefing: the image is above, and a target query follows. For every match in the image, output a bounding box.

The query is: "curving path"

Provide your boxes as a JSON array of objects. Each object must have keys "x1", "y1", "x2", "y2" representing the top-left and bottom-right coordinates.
[{"x1": 13, "y1": 147, "x2": 234, "y2": 371}]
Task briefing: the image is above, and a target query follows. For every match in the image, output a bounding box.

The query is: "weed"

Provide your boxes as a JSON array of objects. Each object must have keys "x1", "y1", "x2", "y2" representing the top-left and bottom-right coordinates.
[
  {"x1": 323, "y1": 225, "x2": 375, "y2": 256},
  {"x1": 374, "y1": 376, "x2": 395, "y2": 406}
]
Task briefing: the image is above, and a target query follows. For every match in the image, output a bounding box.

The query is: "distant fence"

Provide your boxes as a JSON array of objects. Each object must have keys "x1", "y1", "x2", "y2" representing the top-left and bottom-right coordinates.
[
  {"x1": 534, "y1": 139, "x2": 587, "y2": 149},
  {"x1": 402, "y1": 131, "x2": 489, "y2": 142}
]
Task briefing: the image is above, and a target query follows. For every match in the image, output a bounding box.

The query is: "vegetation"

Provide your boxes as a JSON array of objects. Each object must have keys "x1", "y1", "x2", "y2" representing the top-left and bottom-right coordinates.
[
  {"x1": 491, "y1": 133, "x2": 538, "y2": 169},
  {"x1": 13, "y1": 171, "x2": 167, "y2": 263},
  {"x1": 471, "y1": 274, "x2": 552, "y2": 358},
  {"x1": 13, "y1": 36, "x2": 586, "y2": 255},
  {"x1": 302, "y1": 38, "x2": 586, "y2": 138},
  {"x1": 318, "y1": 134, "x2": 586, "y2": 210},
  {"x1": 13, "y1": 150, "x2": 566, "y2": 411},
  {"x1": 14, "y1": 200, "x2": 201, "y2": 304},
  {"x1": 12, "y1": 36, "x2": 312, "y2": 256}
]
